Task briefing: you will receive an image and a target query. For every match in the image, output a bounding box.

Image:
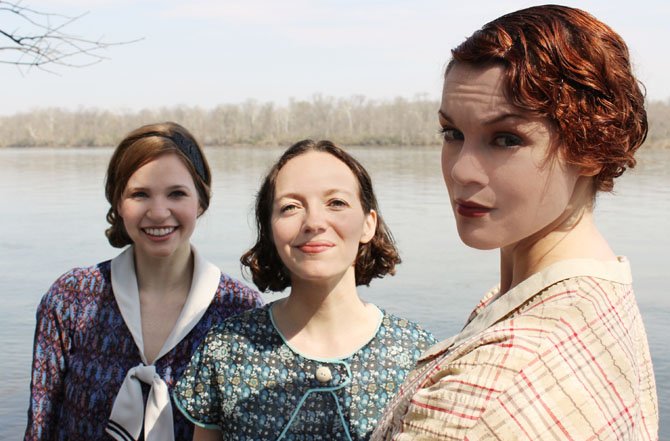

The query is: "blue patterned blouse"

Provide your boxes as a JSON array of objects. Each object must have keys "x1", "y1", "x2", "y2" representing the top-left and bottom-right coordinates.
[
  {"x1": 173, "y1": 303, "x2": 436, "y2": 440},
  {"x1": 24, "y1": 259, "x2": 263, "y2": 441}
]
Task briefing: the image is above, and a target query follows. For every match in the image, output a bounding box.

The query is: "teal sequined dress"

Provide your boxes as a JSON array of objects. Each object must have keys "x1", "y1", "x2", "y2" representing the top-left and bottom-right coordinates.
[{"x1": 173, "y1": 303, "x2": 436, "y2": 441}]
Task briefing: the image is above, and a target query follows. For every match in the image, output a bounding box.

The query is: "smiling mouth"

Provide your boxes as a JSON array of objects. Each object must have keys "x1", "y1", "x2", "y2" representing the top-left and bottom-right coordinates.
[
  {"x1": 297, "y1": 242, "x2": 334, "y2": 254},
  {"x1": 142, "y1": 227, "x2": 177, "y2": 237}
]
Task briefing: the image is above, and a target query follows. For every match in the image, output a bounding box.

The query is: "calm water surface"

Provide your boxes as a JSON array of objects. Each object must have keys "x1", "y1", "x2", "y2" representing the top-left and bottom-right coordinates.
[{"x1": 1, "y1": 146, "x2": 668, "y2": 438}]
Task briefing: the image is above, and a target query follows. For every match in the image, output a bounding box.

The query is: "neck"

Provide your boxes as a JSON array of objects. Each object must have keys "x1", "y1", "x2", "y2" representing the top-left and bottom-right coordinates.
[
  {"x1": 281, "y1": 268, "x2": 364, "y2": 330},
  {"x1": 272, "y1": 268, "x2": 380, "y2": 357},
  {"x1": 500, "y1": 180, "x2": 615, "y2": 294},
  {"x1": 133, "y1": 244, "x2": 194, "y2": 296}
]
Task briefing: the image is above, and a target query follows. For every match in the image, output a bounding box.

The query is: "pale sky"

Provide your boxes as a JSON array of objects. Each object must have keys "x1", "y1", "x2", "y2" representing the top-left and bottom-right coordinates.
[{"x1": 2, "y1": 0, "x2": 669, "y2": 115}]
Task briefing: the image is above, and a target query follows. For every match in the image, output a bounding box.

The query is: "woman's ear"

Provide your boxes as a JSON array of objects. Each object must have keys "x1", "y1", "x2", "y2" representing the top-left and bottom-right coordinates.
[{"x1": 360, "y1": 209, "x2": 378, "y2": 244}]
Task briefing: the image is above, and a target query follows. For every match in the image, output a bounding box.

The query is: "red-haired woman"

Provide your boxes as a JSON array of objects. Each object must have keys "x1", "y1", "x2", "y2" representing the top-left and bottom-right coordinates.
[
  {"x1": 24, "y1": 122, "x2": 263, "y2": 441},
  {"x1": 373, "y1": 5, "x2": 658, "y2": 440}
]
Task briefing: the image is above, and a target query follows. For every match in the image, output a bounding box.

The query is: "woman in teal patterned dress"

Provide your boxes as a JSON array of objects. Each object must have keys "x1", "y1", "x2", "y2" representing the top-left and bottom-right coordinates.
[{"x1": 173, "y1": 140, "x2": 436, "y2": 440}]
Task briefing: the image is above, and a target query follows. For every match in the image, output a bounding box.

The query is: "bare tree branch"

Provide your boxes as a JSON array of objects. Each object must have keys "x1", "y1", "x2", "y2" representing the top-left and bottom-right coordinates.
[{"x1": 0, "y1": 0, "x2": 141, "y2": 74}]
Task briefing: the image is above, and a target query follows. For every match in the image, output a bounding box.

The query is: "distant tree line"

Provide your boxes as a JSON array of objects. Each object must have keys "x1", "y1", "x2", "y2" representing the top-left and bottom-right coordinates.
[
  {"x1": 646, "y1": 100, "x2": 670, "y2": 148},
  {"x1": 1, "y1": 95, "x2": 669, "y2": 148}
]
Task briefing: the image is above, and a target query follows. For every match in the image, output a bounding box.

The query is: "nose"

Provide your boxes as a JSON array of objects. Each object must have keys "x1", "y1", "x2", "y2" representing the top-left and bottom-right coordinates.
[
  {"x1": 146, "y1": 197, "x2": 171, "y2": 221},
  {"x1": 442, "y1": 142, "x2": 488, "y2": 187},
  {"x1": 302, "y1": 206, "x2": 327, "y2": 233}
]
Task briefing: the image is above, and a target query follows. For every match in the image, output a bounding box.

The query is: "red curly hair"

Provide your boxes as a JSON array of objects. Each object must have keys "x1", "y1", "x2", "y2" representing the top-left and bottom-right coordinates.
[{"x1": 447, "y1": 5, "x2": 647, "y2": 192}]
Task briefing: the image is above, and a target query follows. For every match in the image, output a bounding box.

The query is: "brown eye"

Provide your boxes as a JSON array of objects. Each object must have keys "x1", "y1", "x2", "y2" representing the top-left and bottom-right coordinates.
[
  {"x1": 328, "y1": 199, "x2": 348, "y2": 209},
  {"x1": 439, "y1": 127, "x2": 464, "y2": 142},
  {"x1": 493, "y1": 134, "x2": 523, "y2": 148},
  {"x1": 169, "y1": 190, "x2": 187, "y2": 198}
]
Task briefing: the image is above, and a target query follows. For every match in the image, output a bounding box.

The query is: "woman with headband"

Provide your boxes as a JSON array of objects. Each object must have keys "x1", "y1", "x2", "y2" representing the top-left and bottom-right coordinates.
[{"x1": 24, "y1": 122, "x2": 263, "y2": 441}]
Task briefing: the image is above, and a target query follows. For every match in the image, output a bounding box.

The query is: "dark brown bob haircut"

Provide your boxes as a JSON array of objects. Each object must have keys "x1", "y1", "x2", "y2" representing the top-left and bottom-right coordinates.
[
  {"x1": 104, "y1": 121, "x2": 212, "y2": 248},
  {"x1": 240, "y1": 139, "x2": 401, "y2": 292},
  {"x1": 447, "y1": 4, "x2": 647, "y2": 192}
]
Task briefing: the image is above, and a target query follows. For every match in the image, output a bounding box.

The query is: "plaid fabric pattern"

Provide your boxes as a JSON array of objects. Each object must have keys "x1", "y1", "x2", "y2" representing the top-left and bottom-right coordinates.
[{"x1": 372, "y1": 258, "x2": 658, "y2": 441}]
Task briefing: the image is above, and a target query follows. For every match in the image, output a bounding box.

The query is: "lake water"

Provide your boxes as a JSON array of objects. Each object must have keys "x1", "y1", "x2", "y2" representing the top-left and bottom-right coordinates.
[{"x1": 1, "y1": 146, "x2": 668, "y2": 439}]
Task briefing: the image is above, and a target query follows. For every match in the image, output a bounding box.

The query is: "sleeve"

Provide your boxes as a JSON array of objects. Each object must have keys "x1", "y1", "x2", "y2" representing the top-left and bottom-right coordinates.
[
  {"x1": 219, "y1": 275, "x2": 264, "y2": 315},
  {"x1": 399, "y1": 318, "x2": 438, "y2": 364},
  {"x1": 246, "y1": 280, "x2": 264, "y2": 308},
  {"x1": 246, "y1": 285, "x2": 264, "y2": 309},
  {"x1": 24, "y1": 277, "x2": 75, "y2": 441},
  {"x1": 417, "y1": 328, "x2": 438, "y2": 351},
  {"x1": 391, "y1": 322, "x2": 540, "y2": 440},
  {"x1": 172, "y1": 326, "x2": 229, "y2": 430}
]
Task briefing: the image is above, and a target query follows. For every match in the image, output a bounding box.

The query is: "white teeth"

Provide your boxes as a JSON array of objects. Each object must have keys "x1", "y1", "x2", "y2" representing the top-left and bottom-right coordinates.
[{"x1": 143, "y1": 227, "x2": 176, "y2": 237}]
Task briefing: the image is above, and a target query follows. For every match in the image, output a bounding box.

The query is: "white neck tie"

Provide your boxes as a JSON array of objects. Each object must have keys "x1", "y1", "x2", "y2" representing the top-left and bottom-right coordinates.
[{"x1": 106, "y1": 364, "x2": 175, "y2": 441}]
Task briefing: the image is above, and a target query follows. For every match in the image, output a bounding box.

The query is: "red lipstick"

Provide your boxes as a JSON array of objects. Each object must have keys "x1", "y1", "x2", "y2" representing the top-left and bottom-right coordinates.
[{"x1": 455, "y1": 200, "x2": 491, "y2": 218}]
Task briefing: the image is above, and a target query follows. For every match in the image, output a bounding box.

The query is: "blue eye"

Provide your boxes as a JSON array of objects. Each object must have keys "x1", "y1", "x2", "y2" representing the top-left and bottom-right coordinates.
[
  {"x1": 130, "y1": 191, "x2": 148, "y2": 198},
  {"x1": 439, "y1": 127, "x2": 464, "y2": 142},
  {"x1": 493, "y1": 134, "x2": 523, "y2": 148}
]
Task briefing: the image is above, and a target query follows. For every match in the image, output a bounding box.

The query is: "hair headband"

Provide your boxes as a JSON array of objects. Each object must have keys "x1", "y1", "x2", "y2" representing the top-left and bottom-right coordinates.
[
  {"x1": 136, "y1": 131, "x2": 207, "y2": 182},
  {"x1": 168, "y1": 131, "x2": 207, "y2": 182}
]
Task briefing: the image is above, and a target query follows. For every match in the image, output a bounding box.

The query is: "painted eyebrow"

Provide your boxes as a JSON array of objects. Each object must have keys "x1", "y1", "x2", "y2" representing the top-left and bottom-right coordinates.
[{"x1": 438, "y1": 109, "x2": 530, "y2": 125}]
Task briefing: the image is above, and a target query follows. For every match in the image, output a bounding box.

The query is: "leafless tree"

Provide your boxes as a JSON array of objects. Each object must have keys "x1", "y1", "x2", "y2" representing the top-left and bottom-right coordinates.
[{"x1": 0, "y1": 0, "x2": 139, "y2": 73}]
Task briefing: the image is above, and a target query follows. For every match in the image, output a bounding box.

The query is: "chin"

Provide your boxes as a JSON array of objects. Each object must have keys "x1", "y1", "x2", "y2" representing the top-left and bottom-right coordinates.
[
  {"x1": 141, "y1": 249, "x2": 176, "y2": 259},
  {"x1": 457, "y1": 230, "x2": 501, "y2": 251},
  {"x1": 136, "y1": 242, "x2": 185, "y2": 259}
]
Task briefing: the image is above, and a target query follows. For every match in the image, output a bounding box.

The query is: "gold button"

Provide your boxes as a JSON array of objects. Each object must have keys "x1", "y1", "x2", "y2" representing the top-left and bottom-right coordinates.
[{"x1": 315, "y1": 366, "x2": 332, "y2": 383}]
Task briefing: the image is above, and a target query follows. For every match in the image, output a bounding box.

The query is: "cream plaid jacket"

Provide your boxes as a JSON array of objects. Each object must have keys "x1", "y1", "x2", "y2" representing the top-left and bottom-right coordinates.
[{"x1": 372, "y1": 258, "x2": 658, "y2": 440}]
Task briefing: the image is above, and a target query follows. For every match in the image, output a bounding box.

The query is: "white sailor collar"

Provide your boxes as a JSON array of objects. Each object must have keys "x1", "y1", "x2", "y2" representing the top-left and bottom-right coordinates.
[
  {"x1": 106, "y1": 245, "x2": 221, "y2": 441},
  {"x1": 110, "y1": 245, "x2": 221, "y2": 363}
]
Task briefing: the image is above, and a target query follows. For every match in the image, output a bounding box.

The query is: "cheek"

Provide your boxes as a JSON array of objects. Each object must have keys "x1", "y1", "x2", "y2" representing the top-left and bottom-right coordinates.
[
  {"x1": 504, "y1": 169, "x2": 576, "y2": 229},
  {"x1": 538, "y1": 163, "x2": 580, "y2": 206},
  {"x1": 270, "y1": 219, "x2": 292, "y2": 248},
  {"x1": 189, "y1": 201, "x2": 201, "y2": 219},
  {"x1": 117, "y1": 200, "x2": 133, "y2": 222},
  {"x1": 338, "y1": 215, "x2": 369, "y2": 243}
]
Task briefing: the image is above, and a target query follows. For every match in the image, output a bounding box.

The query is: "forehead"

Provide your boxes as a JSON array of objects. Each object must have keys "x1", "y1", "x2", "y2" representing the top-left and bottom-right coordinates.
[
  {"x1": 441, "y1": 63, "x2": 514, "y2": 115},
  {"x1": 275, "y1": 151, "x2": 359, "y2": 195},
  {"x1": 126, "y1": 152, "x2": 193, "y2": 183}
]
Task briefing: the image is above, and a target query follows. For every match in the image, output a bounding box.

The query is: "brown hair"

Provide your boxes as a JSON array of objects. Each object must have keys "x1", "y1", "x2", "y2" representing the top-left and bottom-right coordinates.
[
  {"x1": 447, "y1": 4, "x2": 647, "y2": 192},
  {"x1": 104, "y1": 122, "x2": 212, "y2": 248},
  {"x1": 240, "y1": 139, "x2": 400, "y2": 292}
]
